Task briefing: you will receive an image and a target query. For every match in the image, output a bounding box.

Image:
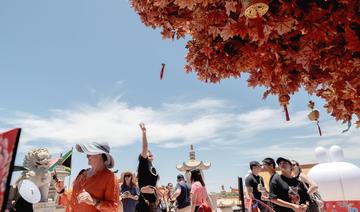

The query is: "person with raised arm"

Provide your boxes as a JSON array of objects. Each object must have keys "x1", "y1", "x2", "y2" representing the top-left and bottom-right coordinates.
[{"x1": 136, "y1": 123, "x2": 160, "y2": 212}]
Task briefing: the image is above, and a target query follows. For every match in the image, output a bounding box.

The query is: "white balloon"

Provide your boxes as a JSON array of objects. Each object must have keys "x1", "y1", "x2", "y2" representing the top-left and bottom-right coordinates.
[
  {"x1": 329, "y1": 145, "x2": 344, "y2": 162},
  {"x1": 308, "y1": 162, "x2": 360, "y2": 201},
  {"x1": 315, "y1": 146, "x2": 329, "y2": 163}
]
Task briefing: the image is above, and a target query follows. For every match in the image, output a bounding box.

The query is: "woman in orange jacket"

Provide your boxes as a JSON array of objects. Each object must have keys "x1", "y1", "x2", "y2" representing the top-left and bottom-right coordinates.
[{"x1": 55, "y1": 142, "x2": 119, "y2": 212}]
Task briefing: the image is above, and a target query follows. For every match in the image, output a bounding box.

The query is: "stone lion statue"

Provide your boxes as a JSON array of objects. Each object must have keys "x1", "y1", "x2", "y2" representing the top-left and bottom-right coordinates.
[{"x1": 7, "y1": 148, "x2": 52, "y2": 211}]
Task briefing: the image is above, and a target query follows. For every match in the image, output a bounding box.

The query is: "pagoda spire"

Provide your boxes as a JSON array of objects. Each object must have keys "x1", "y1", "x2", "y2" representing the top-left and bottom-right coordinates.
[{"x1": 189, "y1": 144, "x2": 195, "y2": 160}]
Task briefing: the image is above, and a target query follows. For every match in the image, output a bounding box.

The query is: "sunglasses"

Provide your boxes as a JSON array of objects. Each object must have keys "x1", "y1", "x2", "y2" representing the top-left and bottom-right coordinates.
[
  {"x1": 124, "y1": 175, "x2": 131, "y2": 177},
  {"x1": 292, "y1": 163, "x2": 298, "y2": 166}
]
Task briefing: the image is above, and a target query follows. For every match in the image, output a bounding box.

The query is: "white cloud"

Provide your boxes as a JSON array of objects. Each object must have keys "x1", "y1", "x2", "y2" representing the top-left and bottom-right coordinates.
[
  {"x1": 1, "y1": 97, "x2": 359, "y2": 162},
  {"x1": 115, "y1": 80, "x2": 125, "y2": 85},
  {"x1": 1, "y1": 98, "x2": 234, "y2": 148},
  {"x1": 235, "y1": 109, "x2": 311, "y2": 135},
  {"x1": 162, "y1": 98, "x2": 228, "y2": 113},
  {"x1": 17, "y1": 143, "x2": 65, "y2": 155},
  {"x1": 240, "y1": 144, "x2": 318, "y2": 164},
  {"x1": 239, "y1": 128, "x2": 360, "y2": 165}
]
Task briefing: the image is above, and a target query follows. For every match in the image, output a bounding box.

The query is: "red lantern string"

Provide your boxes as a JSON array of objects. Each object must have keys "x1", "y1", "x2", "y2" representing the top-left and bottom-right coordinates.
[
  {"x1": 284, "y1": 105, "x2": 290, "y2": 121},
  {"x1": 317, "y1": 121, "x2": 322, "y2": 136},
  {"x1": 160, "y1": 63, "x2": 165, "y2": 80}
]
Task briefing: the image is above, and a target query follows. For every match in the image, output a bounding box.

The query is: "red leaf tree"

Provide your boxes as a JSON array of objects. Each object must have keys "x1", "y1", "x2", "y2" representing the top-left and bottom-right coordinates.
[{"x1": 131, "y1": 0, "x2": 360, "y2": 125}]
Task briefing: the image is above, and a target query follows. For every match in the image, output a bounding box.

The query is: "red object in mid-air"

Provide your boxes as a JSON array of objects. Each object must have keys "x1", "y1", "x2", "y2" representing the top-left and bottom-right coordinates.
[{"x1": 160, "y1": 63, "x2": 165, "y2": 80}]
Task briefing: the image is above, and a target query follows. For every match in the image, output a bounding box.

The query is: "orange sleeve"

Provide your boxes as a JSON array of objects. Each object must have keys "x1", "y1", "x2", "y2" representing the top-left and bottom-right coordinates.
[
  {"x1": 58, "y1": 189, "x2": 72, "y2": 206},
  {"x1": 96, "y1": 173, "x2": 120, "y2": 211}
]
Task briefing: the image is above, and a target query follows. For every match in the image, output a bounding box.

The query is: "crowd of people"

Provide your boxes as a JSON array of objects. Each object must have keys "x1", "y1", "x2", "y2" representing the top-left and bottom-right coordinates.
[
  {"x1": 245, "y1": 157, "x2": 323, "y2": 212},
  {"x1": 52, "y1": 122, "x2": 324, "y2": 212},
  {"x1": 54, "y1": 123, "x2": 212, "y2": 212}
]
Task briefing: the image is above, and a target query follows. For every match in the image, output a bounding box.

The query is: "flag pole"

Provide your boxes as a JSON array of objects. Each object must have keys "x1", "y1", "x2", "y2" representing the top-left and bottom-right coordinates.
[{"x1": 67, "y1": 147, "x2": 73, "y2": 189}]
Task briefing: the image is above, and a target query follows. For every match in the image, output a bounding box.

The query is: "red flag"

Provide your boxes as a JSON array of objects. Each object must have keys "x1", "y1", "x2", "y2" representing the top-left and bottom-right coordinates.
[
  {"x1": 160, "y1": 63, "x2": 165, "y2": 80},
  {"x1": 0, "y1": 128, "x2": 21, "y2": 211}
]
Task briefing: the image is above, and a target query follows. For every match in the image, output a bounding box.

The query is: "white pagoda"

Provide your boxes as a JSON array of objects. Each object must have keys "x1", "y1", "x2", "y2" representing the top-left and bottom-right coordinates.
[{"x1": 176, "y1": 145, "x2": 211, "y2": 172}]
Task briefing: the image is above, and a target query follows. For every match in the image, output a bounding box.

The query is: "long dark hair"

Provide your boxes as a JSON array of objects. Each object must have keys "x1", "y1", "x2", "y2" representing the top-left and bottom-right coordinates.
[
  {"x1": 101, "y1": 153, "x2": 108, "y2": 162},
  {"x1": 122, "y1": 173, "x2": 136, "y2": 188},
  {"x1": 190, "y1": 169, "x2": 205, "y2": 186},
  {"x1": 291, "y1": 160, "x2": 302, "y2": 178}
]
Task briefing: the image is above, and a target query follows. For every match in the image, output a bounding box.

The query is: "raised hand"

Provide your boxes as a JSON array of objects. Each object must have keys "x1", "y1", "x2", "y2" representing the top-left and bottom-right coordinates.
[
  {"x1": 54, "y1": 180, "x2": 65, "y2": 193},
  {"x1": 139, "y1": 123, "x2": 146, "y2": 133}
]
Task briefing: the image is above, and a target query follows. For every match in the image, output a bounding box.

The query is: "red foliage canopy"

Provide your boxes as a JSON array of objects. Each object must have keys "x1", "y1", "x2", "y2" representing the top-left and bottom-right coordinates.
[{"x1": 131, "y1": 0, "x2": 360, "y2": 126}]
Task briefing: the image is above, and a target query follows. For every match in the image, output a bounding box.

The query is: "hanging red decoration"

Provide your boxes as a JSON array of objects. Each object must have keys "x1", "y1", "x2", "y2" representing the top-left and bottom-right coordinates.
[
  {"x1": 308, "y1": 101, "x2": 322, "y2": 136},
  {"x1": 279, "y1": 94, "x2": 290, "y2": 121},
  {"x1": 160, "y1": 63, "x2": 165, "y2": 80},
  {"x1": 130, "y1": 0, "x2": 360, "y2": 124},
  {"x1": 241, "y1": 0, "x2": 269, "y2": 19}
]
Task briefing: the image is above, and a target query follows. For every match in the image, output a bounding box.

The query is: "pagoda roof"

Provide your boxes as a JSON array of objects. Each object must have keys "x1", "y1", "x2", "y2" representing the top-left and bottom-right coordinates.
[
  {"x1": 176, "y1": 160, "x2": 211, "y2": 171},
  {"x1": 176, "y1": 145, "x2": 211, "y2": 171}
]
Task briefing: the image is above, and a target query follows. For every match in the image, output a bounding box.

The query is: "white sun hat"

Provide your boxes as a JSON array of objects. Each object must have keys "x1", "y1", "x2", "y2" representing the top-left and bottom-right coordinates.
[{"x1": 76, "y1": 142, "x2": 114, "y2": 169}]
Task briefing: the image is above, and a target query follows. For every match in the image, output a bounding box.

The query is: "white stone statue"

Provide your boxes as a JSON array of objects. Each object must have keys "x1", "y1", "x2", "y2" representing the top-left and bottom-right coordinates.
[{"x1": 7, "y1": 148, "x2": 52, "y2": 211}]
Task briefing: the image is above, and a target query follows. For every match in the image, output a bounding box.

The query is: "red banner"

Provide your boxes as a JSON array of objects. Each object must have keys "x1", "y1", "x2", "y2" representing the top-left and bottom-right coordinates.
[
  {"x1": 0, "y1": 128, "x2": 21, "y2": 211},
  {"x1": 324, "y1": 200, "x2": 360, "y2": 212}
]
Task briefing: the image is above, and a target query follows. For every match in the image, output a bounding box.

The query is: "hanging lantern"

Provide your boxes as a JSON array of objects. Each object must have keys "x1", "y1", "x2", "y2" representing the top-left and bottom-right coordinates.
[
  {"x1": 241, "y1": 0, "x2": 269, "y2": 19},
  {"x1": 307, "y1": 101, "x2": 322, "y2": 136},
  {"x1": 308, "y1": 110, "x2": 320, "y2": 121},
  {"x1": 279, "y1": 94, "x2": 290, "y2": 121}
]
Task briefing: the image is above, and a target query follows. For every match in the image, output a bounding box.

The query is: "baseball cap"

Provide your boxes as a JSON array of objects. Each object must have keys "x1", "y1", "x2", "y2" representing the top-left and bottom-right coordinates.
[
  {"x1": 249, "y1": 161, "x2": 261, "y2": 170},
  {"x1": 177, "y1": 174, "x2": 184, "y2": 180},
  {"x1": 262, "y1": 157, "x2": 276, "y2": 168},
  {"x1": 276, "y1": 157, "x2": 292, "y2": 166}
]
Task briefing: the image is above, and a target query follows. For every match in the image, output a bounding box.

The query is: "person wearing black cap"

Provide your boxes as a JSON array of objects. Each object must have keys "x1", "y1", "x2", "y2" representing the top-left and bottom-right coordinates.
[
  {"x1": 170, "y1": 174, "x2": 191, "y2": 212},
  {"x1": 245, "y1": 161, "x2": 269, "y2": 212},
  {"x1": 136, "y1": 123, "x2": 160, "y2": 212},
  {"x1": 260, "y1": 157, "x2": 277, "y2": 210},
  {"x1": 269, "y1": 157, "x2": 311, "y2": 212},
  {"x1": 262, "y1": 158, "x2": 277, "y2": 183}
]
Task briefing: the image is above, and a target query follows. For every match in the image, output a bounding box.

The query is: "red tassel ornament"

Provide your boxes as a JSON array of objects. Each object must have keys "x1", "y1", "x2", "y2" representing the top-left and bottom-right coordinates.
[
  {"x1": 160, "y1": 63, "x2": 165, "y2": 80},
  {"x1": 279, "y1": 94, "x2": 291, "y2": 121},
  {"x1": 307, "y1": 101, "x2": 322, "y2": 136}
]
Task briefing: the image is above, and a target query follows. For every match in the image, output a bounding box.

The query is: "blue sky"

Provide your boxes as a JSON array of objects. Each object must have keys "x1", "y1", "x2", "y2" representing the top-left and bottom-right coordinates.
[{"x1": 1, "y1": 0, "x2": 359, "y2": 192}]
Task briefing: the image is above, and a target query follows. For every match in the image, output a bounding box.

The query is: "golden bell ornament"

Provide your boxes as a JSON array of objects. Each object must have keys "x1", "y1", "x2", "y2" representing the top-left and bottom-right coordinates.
[
  {"x1": 307, "y1": 101, "x2": 322, "y2": 136},
  {"x1": 308, "y1": 110, "x2": 320, "y2": 121},
  {"x1": 241, "y1": 0, "x2": 269, "y2": 19}
]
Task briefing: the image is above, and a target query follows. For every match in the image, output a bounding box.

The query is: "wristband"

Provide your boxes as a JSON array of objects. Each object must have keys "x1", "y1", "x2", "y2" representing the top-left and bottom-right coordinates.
[{"x1": 57, "y1": 188, "x2": 65, "y2": 194}]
